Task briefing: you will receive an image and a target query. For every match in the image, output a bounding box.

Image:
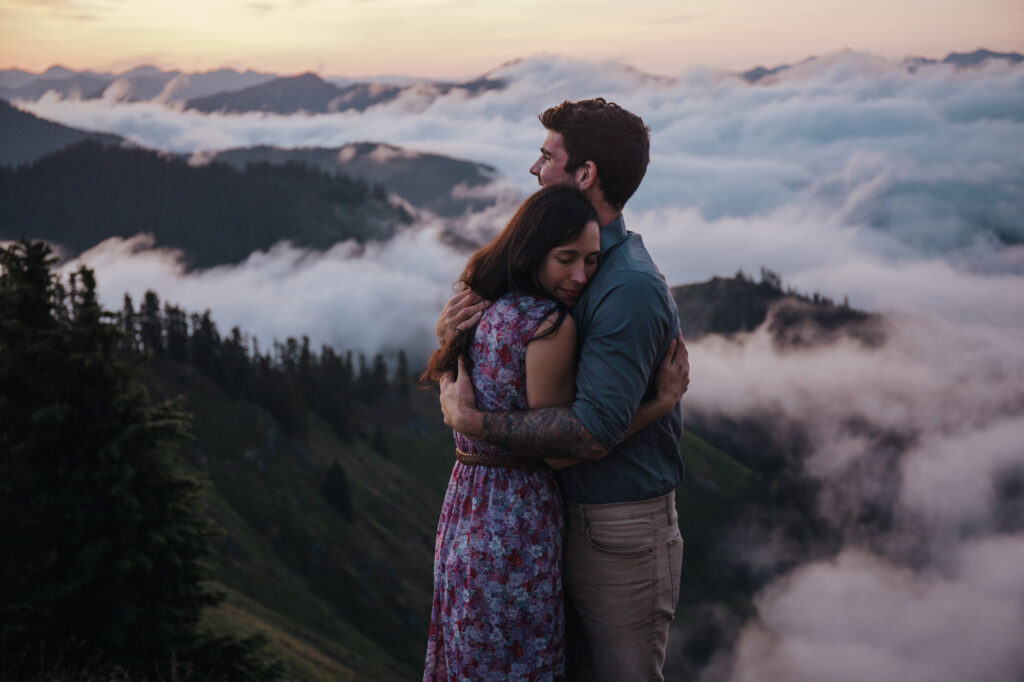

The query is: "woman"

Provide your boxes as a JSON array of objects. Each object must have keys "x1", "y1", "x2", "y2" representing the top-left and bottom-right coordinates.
[{"x1": 421, "y1": 185, "x2": 678, "y2": 681}]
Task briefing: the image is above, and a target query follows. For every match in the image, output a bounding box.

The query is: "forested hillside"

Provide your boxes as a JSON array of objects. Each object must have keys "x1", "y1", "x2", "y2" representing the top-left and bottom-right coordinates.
[{"x1": 0, "y1": 141, "x2": 413, "y2": 267}]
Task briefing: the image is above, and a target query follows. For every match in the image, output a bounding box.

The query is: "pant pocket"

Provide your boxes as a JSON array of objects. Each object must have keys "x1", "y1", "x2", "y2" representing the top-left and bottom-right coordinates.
[{"x1": 584, "y1": 519, "x2": 654, "y2": 557}]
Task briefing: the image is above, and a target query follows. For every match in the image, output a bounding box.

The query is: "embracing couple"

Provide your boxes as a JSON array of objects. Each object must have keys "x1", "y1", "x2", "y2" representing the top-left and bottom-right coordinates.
[{"x1": 421, "y1": 98, "x2": 690, "y2": 681}]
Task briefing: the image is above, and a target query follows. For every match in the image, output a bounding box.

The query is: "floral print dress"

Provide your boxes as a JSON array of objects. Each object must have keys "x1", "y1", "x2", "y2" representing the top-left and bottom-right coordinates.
[{"x1": 424, "y1": 293, "x2": 566, "y2": 682}]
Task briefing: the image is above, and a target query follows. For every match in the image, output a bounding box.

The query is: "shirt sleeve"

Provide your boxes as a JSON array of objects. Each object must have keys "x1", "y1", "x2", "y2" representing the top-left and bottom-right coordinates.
[{"x1": 570, "y1": 270, "x2": 674, "y2": 449}]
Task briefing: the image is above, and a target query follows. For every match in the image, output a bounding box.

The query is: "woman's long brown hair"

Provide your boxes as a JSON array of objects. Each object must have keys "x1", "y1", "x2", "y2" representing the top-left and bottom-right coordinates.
[{"x1": 420, "y1": 185, "x2": 597, "y2": 385}]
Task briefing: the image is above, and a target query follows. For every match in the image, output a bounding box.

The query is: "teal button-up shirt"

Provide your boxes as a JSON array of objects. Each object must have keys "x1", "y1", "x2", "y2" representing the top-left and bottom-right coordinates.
[{"x1": 558, "y1": 215, "x2": 684, "y2": 504}]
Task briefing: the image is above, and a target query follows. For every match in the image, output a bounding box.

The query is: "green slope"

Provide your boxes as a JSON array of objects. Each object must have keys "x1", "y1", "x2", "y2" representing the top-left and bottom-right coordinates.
[{"x1": 142, "y1": 357, "x2": 452, "y2": 680}]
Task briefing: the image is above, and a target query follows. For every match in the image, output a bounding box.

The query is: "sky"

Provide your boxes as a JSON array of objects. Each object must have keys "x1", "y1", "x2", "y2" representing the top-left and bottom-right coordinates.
[{"x1": 1, "y1": 0, "x2": 1023, "y2": 78}]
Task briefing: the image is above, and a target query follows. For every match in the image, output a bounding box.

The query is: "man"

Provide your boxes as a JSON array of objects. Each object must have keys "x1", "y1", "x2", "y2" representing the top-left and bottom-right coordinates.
[{"x1": 438, "y1": 98, "x2": 687, "y2": 681}]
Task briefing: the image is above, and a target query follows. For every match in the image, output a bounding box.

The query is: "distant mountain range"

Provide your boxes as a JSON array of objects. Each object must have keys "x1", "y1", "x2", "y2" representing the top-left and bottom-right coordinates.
[
  {"x1": 0, "y1": 102, "x2": 499, "y2": 217},
  {"x1": 0, "y1": 65, "x2": 277, "y2": 103},
  {"x1": 740, "y1": 48, "x2": 1023, "y2": 82},
  {"x1": 3, "y1": 49, "x2": 1020, "y2": 107},
  {"x1": 202, "y1": 144, "x2": 497, "y2": 216},
  {"x1": 183, "y1": 72, "x2": 506, "y2": 115}
]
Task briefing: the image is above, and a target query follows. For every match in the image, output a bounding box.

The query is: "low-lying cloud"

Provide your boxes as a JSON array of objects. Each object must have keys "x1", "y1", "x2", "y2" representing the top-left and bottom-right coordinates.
[
  {"x1": 685, "y1": 311, "x2": 1024, "y2": 681},
  {"x1": 64, "y1": 227, "x2": 467, "y2": 360}
]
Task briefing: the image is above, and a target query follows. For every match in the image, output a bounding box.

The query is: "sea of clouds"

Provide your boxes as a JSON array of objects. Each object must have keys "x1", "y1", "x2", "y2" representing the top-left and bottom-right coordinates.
[{"x1": 23, "y1": 51, "x2": 1024, "y2": 681}]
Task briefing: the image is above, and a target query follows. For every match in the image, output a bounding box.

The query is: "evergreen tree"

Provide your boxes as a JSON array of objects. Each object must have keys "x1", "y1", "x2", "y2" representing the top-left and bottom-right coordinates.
[
  {"x1": 139, "y1": 289, "x2": 163, "y2": 354},
  {"x1": 321, "y1": 460, "x2": 354, "y2": 520},
  {"x1": 395, "y1": 349, "x2": 411, "y2": 396},
  {"x1": 0, "y1": 240, "x2": 280, "y2": 680}
]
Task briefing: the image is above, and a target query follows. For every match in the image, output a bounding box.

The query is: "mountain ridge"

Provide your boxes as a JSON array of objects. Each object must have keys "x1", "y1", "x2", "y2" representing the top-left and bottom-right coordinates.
[{"x1": 6, "y1": 48, "x2": 1019, "y2": 105}]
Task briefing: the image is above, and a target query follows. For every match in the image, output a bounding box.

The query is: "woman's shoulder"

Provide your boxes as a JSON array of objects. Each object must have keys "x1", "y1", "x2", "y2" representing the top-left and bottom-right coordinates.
[
  {"x1": 502, "y1": 292, "x2": 558, "y2": 316},
  {"x1": 481, "y1": 293, "x2": 559, "y2": 334}
]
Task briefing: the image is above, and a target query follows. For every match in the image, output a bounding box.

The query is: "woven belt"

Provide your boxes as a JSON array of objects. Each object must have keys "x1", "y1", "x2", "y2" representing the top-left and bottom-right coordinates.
[{"x1": 455, "y1": 448, "x2": 547, "y2": 470}]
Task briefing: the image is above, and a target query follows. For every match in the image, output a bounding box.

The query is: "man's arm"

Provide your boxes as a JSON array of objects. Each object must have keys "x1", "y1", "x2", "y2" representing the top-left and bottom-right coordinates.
[
  {"x1": 440, "y1": 368, "x2": 606, "y2": 459},
  {"x1": 440, "y1": 328, "x2": 688, "y2": 459}
]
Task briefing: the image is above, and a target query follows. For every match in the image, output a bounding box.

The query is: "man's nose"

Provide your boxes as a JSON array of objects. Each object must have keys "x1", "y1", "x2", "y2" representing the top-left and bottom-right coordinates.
[{"x1": 529, "y1": 157, "x2": 542, "y2": 176}]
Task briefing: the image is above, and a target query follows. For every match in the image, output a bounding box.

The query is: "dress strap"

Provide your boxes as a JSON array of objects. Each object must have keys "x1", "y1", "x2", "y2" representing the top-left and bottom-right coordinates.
[{"x1": 455, "y1": 448, "x2": 548, "y2": 470}]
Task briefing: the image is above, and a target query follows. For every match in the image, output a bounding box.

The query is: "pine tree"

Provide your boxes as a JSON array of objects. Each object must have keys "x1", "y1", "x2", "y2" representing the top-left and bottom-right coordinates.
[{"x1": 0, "y1": 240, "x2": 280, "y2": 680}]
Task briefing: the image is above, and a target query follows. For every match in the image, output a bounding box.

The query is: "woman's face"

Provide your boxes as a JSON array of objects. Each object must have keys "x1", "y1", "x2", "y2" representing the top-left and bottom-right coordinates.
[{"x1": 538, "y1": 220, "x2": 601, "y2": 306}]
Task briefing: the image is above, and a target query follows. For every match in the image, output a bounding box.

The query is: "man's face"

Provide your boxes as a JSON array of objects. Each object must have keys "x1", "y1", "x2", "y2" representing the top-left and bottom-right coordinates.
[{"x1": 529, "y1": 130, "x2": 575, "y2": 188}]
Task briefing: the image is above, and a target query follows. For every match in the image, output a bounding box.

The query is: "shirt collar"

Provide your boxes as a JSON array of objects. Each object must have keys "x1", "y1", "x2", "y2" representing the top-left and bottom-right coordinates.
[{"x1": 599, "y1": 214, "x2": 628, "y2": 255}]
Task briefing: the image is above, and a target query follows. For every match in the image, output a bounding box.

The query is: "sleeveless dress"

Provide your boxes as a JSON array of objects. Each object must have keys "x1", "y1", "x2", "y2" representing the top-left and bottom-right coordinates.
[{"x1": 423, "y1": 293, "x2": 566, "y2": 682}]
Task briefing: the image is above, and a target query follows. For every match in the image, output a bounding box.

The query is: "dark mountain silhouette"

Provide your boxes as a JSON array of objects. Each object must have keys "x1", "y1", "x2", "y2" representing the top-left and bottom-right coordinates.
[
  {"x1": 186, "y1": 72, "x2": 357, "y2": 114},
  {"x1": 741, "y1": 64, "x2": 790, "y2": 83},
  {"x1": 672, "y1": 269, "x2": 884, "y2": 348},
  {"x1": 184, "y1": 71, "x2": 505, "y2": 114},
  {"x1": 0, "y1": 140, "x2": 412, "y2": 267},
  {"x1": 741, "y1": 48, "x2": 1024, "y2": 83},
  {"x1": 157, "y1": 68, "x2": 277, "y2": 102},
  {"x1": 943, "y1": 48, "x2": 1023, "y2": 66},
  {"x1": 97, "y1": 73, "x2": 178, "y2": 101},
  {"x1": 38, "y1": 64, "x2": 79, "y2": 80},
  {"x1": 0, "y1": 68, "x2": 38, "y2": 90},
  {"x1": 0, "y1": 99, "x2": 123, "y2": 166},
  {"x1": 206, "y1": 143, "x2": 497, "y2": 216},
  {"x1": 0, "y1": 73, "x2": 113, "y2": 101}
]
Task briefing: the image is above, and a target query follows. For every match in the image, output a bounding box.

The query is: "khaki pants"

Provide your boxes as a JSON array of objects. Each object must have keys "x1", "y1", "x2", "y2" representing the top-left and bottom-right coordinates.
[{"x1": 564, "y1": 492, "x2": 683, "y2": 682}]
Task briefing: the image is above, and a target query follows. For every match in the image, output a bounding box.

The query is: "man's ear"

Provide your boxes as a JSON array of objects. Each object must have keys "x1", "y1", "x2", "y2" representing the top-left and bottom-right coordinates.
[{"x1": 574, "y1": 160, "x2": 598, "y2": 191}]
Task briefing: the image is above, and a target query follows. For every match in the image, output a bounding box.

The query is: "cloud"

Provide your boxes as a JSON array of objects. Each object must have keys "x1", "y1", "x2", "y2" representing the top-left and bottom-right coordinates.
[
  {"x1": 729, "y1": 547, "x2": 1024, "y2": 682},
  {"x1": 62, "y1": 227, "x2": 467, "y2": 361},
  {"x1": 683, "y1": 309, "x2": 1024, "y2": 681}
]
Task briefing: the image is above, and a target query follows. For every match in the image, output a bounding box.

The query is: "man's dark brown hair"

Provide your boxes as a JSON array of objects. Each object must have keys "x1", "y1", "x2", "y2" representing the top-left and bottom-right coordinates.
[{"x1": 539, "y1": 98, "x2": 650, "y2": 211}]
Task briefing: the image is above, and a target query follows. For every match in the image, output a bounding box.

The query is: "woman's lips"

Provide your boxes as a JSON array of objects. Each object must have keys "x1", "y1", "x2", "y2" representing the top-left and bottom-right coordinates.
[{"x1": 558, "y1": 287, "x2": 582, "y2": 300}]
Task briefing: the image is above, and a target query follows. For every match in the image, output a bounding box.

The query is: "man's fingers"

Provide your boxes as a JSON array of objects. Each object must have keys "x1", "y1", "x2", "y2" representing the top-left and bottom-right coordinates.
[
  {"x1": 663, "y1": 339, "x2": 677, "y2": 367},
  {"x1": 443, "y1": 290, "x2": 479, "y2": 319},
  {"x1": 456, "y1": 310, "x2": 484, "y2": 332},
  {"x1": 674, "y1": 332, "x2": 687, "y2": 362},
  {"x1": 453, "y1": 300, "x2": 491, "y2": 330}
]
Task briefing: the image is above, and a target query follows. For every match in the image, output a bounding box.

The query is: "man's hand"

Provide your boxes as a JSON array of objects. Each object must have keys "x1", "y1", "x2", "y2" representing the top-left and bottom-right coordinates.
[
  {"x1": 439, "y1": 357, "x2": 482, "y2": 436},
  {"x1": 436, "y1": 283, "x2": 492, "y2": 346},
  {"x1": 654, "y1": 331, "x2": 689, "y2": 409}
]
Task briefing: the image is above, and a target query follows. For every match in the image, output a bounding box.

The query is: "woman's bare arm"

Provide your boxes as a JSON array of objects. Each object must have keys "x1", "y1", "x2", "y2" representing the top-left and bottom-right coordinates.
[{"x1": 523, "y1": 312, "x2": 579, "y2": 469}]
